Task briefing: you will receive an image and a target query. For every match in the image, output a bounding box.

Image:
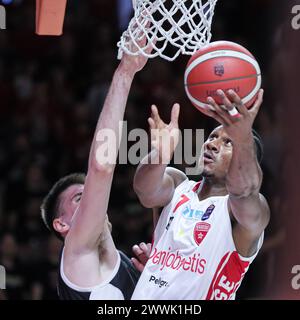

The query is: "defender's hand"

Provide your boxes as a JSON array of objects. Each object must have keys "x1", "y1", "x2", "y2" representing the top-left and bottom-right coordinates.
[
  {"x1": 120, "y1": 24, "x2": 154, "y2": 74},
  {"x1": 148, "y1": 104, "x2": 180, "y2": 164}
]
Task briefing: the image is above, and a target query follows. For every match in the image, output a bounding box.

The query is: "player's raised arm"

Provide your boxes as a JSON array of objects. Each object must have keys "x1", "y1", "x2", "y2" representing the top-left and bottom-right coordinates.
[
  {"x1": 133, "y1": 104, "x2": 187, "y2": 209},
  {"x1": 205, "y1": 89, "x2": 270, "y2": 257},
  {"x1": 64, "y1": 45, "x2": 152, "y2": 254}
]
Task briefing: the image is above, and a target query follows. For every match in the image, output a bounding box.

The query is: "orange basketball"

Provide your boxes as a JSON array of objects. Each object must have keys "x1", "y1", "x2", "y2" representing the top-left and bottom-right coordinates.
[{"x1": 184, "y1": 41, "x2": 262, "y2": 115}]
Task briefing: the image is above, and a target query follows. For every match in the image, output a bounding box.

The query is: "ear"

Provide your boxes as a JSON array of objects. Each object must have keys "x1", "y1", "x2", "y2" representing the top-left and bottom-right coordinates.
[{"x1": 53, "y1": 217, "x2": 70, "y2": 237}]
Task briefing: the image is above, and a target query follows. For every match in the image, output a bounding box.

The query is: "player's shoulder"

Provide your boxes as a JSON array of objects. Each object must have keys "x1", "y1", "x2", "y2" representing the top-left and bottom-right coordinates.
[
  {"x1": 165, "y1": 167, "x2": 188, "y2": 188},
  {"x1": 166, "y1": 168, "x2": 204, "y2": 196}
]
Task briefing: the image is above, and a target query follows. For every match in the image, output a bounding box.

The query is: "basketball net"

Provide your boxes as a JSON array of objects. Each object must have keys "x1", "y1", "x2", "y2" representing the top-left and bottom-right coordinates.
[{"x1": 117, "y1": 0, "x2": 218, "y2": 61}]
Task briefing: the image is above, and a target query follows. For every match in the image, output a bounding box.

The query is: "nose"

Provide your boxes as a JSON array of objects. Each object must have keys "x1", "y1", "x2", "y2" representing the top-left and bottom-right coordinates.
[{"x1": 205, "y1": 140, "x2": 219, "y2": 153}]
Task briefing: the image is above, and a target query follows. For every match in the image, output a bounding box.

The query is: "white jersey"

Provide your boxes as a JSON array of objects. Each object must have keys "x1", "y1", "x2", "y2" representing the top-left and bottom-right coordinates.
[{"x1": 132, "y1": 178, "x2": 264, "y2": 300}]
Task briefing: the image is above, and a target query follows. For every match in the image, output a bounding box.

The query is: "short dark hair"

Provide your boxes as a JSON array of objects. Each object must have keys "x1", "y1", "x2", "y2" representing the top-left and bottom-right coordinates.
[
  {"x1": 41, "y1": 173, "x2": 86, "y2": 241},
  {"x1": 252, "y1": 129, "x2": 264, "y2": 164}
]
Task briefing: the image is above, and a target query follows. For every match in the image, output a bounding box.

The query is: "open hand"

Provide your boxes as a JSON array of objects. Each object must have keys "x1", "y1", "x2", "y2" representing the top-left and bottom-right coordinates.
[
  {"x1": 148, "y1": 104, "x2": 180, "y2": 164},
  {"x1": 204, "y1": 89, "x2": 264, "y2": 143}
]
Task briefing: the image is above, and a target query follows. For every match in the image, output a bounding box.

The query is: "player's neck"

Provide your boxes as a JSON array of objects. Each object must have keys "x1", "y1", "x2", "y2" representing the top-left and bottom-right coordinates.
[{"x1": 198, "y1": 177, "x2": 227, "y2": 200}]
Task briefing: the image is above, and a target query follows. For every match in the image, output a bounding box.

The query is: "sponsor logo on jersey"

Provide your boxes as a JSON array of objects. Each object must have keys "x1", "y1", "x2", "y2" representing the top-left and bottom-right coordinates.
[
  {"x1": 201, "y1": 204, "x2": 215, "y2": 221},
  {"x1": 149, "y1": 275, "x2": 169, "y2": 288},
  {"x1": 149, "y1": 247, "x2": 206, "y2": 275},
  {"x1": 193, "y1": 222, "x2": 211, "y2": 246},
  {"x1": 181, "y1": 205, "x2": 204, "y2": 220}
]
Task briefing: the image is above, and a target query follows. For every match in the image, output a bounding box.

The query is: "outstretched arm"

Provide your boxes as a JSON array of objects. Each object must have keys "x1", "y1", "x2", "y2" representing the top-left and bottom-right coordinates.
[
  {"x1": 205, "y1": 89, "x2": 270, "y2": 257},
  {"x1": 133, "y1": 104, "x2": 186, "y2": 209},
  {"x1": 65, "y1": 47, "x2": 151, "y2": 255}
]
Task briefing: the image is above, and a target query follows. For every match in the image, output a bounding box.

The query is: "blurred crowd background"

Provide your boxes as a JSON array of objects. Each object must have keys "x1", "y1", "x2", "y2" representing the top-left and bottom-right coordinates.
[{"x1": 0, "y1": 0, "x2": 290, "y2": 299}]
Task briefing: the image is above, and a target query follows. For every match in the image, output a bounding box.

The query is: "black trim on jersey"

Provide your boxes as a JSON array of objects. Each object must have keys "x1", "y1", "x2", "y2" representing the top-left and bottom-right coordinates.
[{"x1": 57, "y1": 250, "x2": 140, "y2": 300}]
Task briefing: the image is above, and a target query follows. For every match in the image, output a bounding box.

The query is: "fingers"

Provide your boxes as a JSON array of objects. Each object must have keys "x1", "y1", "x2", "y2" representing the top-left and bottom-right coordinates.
[
  {"x1": 131, "y1": 257, "x2": 145, "y2": 273},
  {"x1": 146, "y1": 243, "x2": 152, "y2": 256},
  {"x1": 150, "y1": 104, "x2": 179, "y2": 129},
  {"x1": 202, "y1": 105, "x2": 229, "y2": 125},
  {"x1": 140, "y1": 242, "x2": 149, "y2": 253},
  {"x1": 144, "y1": 36, "x2": 157, "y2": 56},
  {"x1": 206, "y1": 90, "x2": 251, "y2": 124},
  {"x1": 151, "y1": 105, "x2": 162, "y2": 125},
  {"x1": 206, "y1": 96, "x2": 232, "y2": 126},
  {"x1": 226, "y1": 90, "x2": 248, "y2": 116},
  {"x1": 148, "y1": 115, "x2": 157, "y2": 145},
  {"x1": 143, "y1": 38, "x2": 153, "y2": 55},
  {"x1": 132, "y1": 242, "x2": 150, "y2": 270},
  {"x1": 201, "y1": 89, "x2": 263, "y2": 133},
  {"x1": 214, "y1": 90, "x2": 239, "y2": 118},
  {"x1": 145, "y1": 43, "x2": 154, "y2": 55},
  {"x1": 170, "y1": 103, "x2": 180, "y2": 126},
  {"x1": 249, "y1": 89, "x2": 264, "y2": 117},
  {"x1": 216, "y1": 90, "x2": 234, "y2": 110},
  {"x1": 148, "y1": 117, "x2": 155, "y2": 130},
  {"x1": 132, "y1": 244, "x2": 144, "y2": 257},
  {"x1": 132, "y1": 242, "x2": 150, "y2": 259}
]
